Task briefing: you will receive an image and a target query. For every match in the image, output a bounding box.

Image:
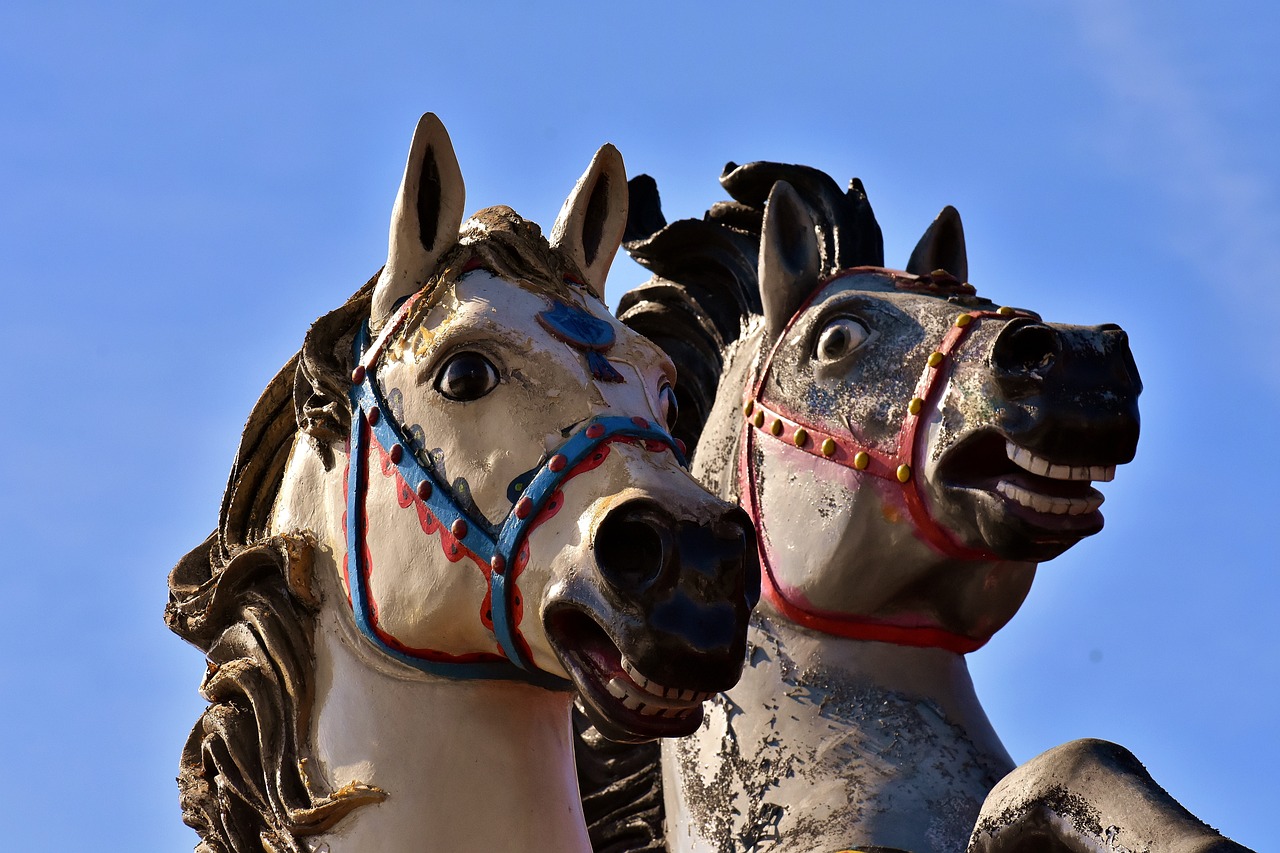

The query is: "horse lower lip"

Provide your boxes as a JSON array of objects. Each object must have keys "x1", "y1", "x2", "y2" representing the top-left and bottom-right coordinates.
[{"x1": 983, "y1": 480, "x2": 1106, "y2": 536}]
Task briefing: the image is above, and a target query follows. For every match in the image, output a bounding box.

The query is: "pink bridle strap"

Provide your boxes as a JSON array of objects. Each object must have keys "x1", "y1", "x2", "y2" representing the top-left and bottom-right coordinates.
[
  {"x1": 738, "y1": 425, "x2": 988, "y2": 654},
  {"x1": 740, "y1": 266, "x2": 1033, "y2": 652}
]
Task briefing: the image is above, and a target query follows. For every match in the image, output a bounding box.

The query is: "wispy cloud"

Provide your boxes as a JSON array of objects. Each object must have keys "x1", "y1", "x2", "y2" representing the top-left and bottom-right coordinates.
[{"x1": 1067, "y1": 0, "x2": 1280, "y2": 323}]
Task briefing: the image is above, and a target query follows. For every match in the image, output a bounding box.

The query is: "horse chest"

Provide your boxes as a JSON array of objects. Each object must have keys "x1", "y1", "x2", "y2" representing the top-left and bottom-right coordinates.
[{"x1": 663, "y1": 620, "x2": 1011, "y2": 853}]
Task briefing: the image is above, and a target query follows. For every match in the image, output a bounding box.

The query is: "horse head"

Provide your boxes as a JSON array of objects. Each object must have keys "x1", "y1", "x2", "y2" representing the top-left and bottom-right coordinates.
[
  {"x1": 730, "y1": 179, "x2": 1141, "y2": 650},
  {"x1": 620, "y1": 160, "x2": 1139, "y2": 656},
  {"x1": 325, "y1": 115, "x2": 759, "y2": 742}
]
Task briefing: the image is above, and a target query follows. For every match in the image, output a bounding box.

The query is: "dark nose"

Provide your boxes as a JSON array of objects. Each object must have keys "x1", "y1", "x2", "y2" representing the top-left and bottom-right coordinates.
[
  {"x1": 594, "y1": 499, "x2": 759, "y2": 688},
  {"x1": 991, "y1": 320, "x2": 1142, "y2": 465},
  {"x1": 595, "y1": 501, "x2": 760, "y2": 605}
]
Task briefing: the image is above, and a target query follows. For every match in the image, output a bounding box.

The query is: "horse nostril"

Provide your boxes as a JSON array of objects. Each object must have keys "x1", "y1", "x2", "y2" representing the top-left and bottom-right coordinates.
[
  {"x1": 993, "y1": 320, "x2": 1059, "y2": 375},
  {"x1": 595, "y1": 500, "x2": 672, "y2": 591}
]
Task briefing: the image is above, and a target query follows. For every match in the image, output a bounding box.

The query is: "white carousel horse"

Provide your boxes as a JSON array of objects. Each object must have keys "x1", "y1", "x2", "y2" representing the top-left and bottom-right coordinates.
[
  {"x1": 577, "y1": 163, "x2": 1248, "y2": 853},
  {"x1": 166, "y1": 114, "x2": 758, "y2": 853}
]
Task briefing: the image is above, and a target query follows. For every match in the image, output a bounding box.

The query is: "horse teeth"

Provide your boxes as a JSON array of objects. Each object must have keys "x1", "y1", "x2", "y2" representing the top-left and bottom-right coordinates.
[
  {"x1": 996, "y1": 479, "x2": 1104, "y2": 515},
  {"x1": 621, "y1": 657, "x2": 652, "y2": 690},
  {"x1": 607, "y1": 673, "x2": 711, "y2": 716},
  {"x1": 622, "y1": 657, "x2": 696, "y2": 701},
  {"x1": 1005, "y1": 441, "x2": 1111, "y2": 483}
]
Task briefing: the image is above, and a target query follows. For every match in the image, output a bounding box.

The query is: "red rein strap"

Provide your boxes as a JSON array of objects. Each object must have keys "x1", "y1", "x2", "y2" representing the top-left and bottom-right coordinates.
[{"x1": 741, "y1": 267, "x2": 1032, "y2": 652}]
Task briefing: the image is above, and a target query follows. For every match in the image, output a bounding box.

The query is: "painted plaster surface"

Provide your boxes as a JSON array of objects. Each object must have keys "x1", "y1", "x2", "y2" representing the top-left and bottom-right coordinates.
[{"x1": 665, "y1": 614, "x2": 1010, "y2": 853}]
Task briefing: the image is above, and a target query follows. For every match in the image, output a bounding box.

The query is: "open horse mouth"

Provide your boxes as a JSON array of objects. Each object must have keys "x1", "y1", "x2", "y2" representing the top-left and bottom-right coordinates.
[
  {"x1": 937, "y1": 431, "x2": 1116, "y2": 555},
  {"x1": 546, "y1": 608, "x2": 712, "y2": 743},
  {"x1": 995, "y1": 439, "x2": 1112, "y2": 519}
]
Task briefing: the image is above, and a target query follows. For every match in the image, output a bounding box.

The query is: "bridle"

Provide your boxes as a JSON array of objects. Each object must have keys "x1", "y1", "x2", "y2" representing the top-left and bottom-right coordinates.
[
  {"x1": 345, "y1": 284, "x2": 686, "y2": 688},
  {"x1": 739, "y1": 267, "x2": 1032, "y2": 653}
]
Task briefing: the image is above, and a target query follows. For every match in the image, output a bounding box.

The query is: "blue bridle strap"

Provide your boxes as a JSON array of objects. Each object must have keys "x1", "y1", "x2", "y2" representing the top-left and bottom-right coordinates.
[{"x1": 345, "y1": 320, "x2": 686, "y2": 686}]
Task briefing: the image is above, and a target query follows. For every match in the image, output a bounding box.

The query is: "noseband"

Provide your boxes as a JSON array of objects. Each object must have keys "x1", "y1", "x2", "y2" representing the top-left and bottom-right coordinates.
[
  {"x1": 740, "y1": 267, "x2": 1032, "y2": 652},
  {"x1": 345, "y1": 290, "x2": 686, "y2": 687}
]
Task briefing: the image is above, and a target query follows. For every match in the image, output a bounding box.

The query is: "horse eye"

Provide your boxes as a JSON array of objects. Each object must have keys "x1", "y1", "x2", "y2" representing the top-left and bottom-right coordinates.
[
  {"x1": 659, "y1": 383, "x2": 679, "y2": 430},
  {"x1": 435, "y1": 352, "x2": 499, "y2": 401},
  {"x1": 815, "y1": 317, "x2": 870, "y2": 364}
]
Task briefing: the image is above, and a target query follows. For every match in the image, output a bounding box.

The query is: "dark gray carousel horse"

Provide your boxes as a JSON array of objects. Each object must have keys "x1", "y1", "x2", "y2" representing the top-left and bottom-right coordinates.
[{"x1": 573, "y1": 164, "x2": 1250, "y2": 853}]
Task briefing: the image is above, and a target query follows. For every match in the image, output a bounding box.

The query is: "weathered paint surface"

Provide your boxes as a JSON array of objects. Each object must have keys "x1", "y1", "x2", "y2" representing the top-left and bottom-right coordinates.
[{"x1": 664, "y1": 613, "x2": 1011, "y2": 853}]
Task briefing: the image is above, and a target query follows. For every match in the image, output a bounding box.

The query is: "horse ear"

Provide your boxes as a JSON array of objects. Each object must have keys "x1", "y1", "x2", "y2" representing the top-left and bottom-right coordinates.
[
  {"x1": 550, "y1": 144, "x2": 628, "y2": 301},
  {"x1": 370, "y1": 113, "x2": 466, "y2": 329},
  {"x1": 906, "y1": 205, "x2": 968, "y2": 282},
  {"x1": 759, "y1": 181, "x2": 821, "y2": 343}
]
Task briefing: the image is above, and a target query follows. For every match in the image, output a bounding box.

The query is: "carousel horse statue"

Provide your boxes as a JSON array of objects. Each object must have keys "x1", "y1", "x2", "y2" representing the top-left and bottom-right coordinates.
[
  {"x1": 573, "y1": 164, "x2": 1250, "y2": 853},
  {"x1": 164, "y1": 114, "x2": 760, "y2": 853}
]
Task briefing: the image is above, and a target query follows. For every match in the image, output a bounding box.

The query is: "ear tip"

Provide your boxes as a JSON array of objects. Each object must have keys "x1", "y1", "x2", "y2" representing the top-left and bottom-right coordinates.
[
  {"x1": 765, "y1": 181, "x2": 809, "y2": 227},
  {"x1": 767, "y1": 180, "x2": 800, "y2": 204},
  {"x1": 411, "y1": 113, "x2": 455, "y2": 150},
  {"x1": 592, "y1": 142, "x2": 626, "y2": 173},
  {"x1": 939, "y1": 204, "x2": 963, "y2": 222}
]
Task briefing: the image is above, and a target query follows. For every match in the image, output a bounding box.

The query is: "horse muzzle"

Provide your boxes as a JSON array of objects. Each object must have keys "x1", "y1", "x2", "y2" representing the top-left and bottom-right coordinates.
[
  {"x1": 932, "y1": 320, "x2": 1142, "y2": 560},
  {"x1": 544, "y1": 499, "x2": 759, "y2": 742}
]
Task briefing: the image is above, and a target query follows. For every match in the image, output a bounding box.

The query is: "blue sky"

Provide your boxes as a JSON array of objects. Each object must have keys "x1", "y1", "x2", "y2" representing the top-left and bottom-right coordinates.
[{"x1": 1, "y1": 2, "x2": 1275, "y2": 849}]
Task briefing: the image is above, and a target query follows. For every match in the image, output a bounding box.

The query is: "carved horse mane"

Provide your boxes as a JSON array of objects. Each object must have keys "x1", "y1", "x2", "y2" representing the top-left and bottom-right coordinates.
[{"x1": 168, "y1": 206, "x2": 597, "y2": 853}]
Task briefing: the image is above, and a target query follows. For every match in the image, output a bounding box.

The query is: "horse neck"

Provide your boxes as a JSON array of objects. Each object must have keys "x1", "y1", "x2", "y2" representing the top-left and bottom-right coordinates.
[
  {"x1": 748, "y1": 608, "x2": 1012, "y2": 761},
  {"x1": 308, "y1": 606, "x2": 589, "y2": 852},
  {"x1": 274, "y1": 438, "x2": 591, "y2": 853},
  {"x1": 662, "y1": 607, "x2": 1015, "y2": 853}
]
